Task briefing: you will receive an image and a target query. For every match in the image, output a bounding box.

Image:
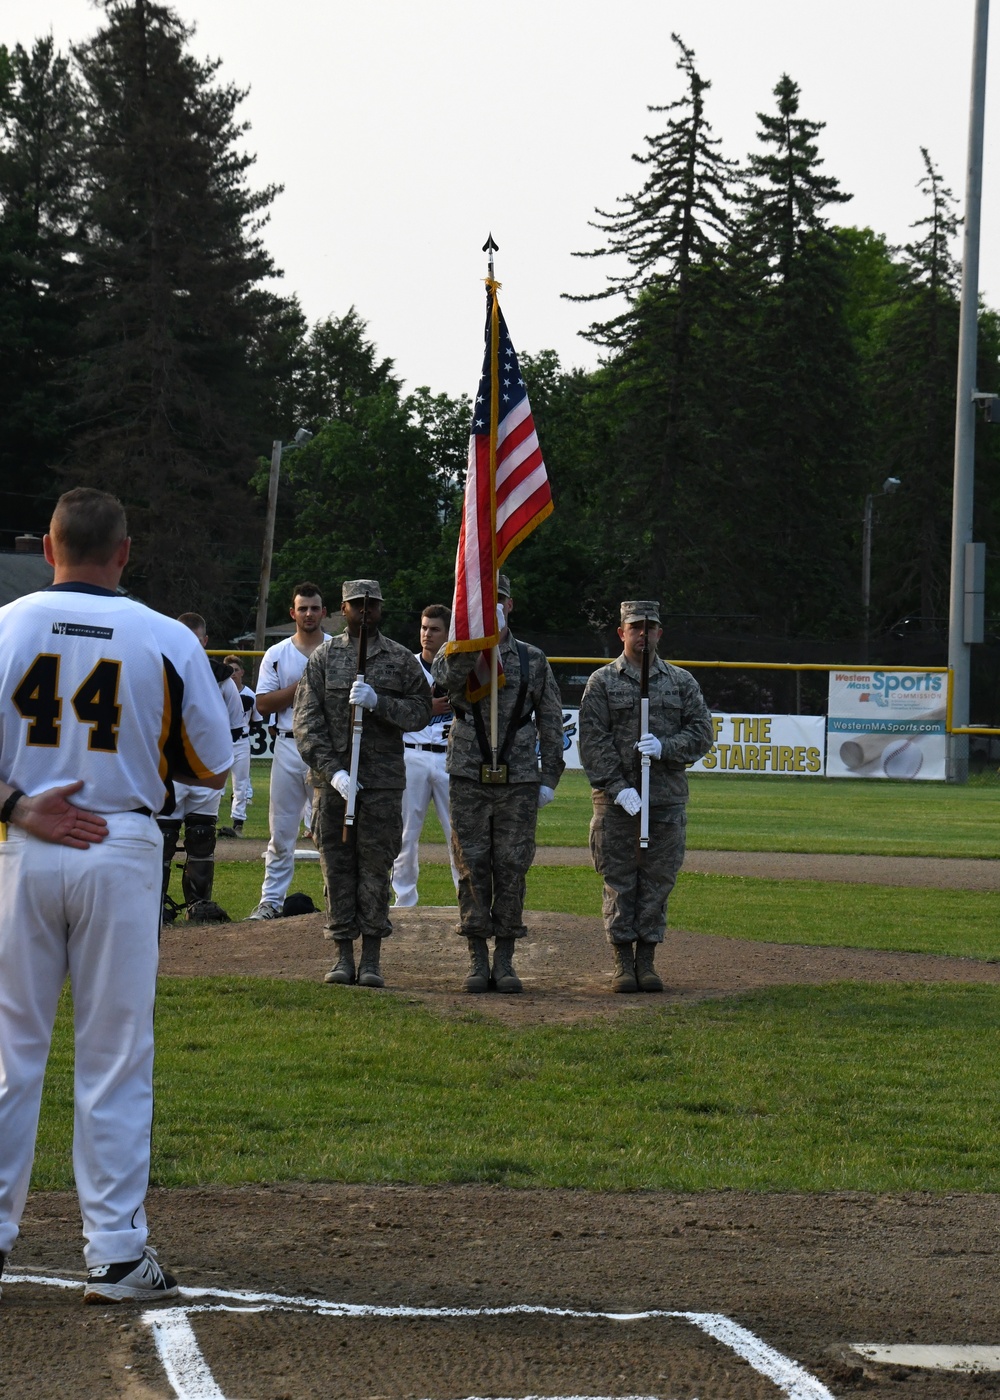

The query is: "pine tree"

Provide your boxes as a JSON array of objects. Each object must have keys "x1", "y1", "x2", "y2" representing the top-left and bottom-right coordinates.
[
  {"x1": 65, "y1": 0, "x2": 282, "y2": 628},
  {"x1": 0, "y1": 37, "x2": 84, "y2": 536},
  {"x1": 723, "y1": 74, "x2": 866, "y2": 638},
  {"x1": 565, "y1": 35, "x2": 737, "y2": 605},
  {"x1": 867, "y1": 149, "x2": 962, "y2": 629}
]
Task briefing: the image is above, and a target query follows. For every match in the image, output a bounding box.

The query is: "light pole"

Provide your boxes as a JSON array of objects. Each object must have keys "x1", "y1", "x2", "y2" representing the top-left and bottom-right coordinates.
[
  {"x1": 862, "y1": 476, "x2": 901, "y2": 664},
  {"x1": 948, "y1": 0, "x2": 990, "y2": 782},
  {"x1": 253, "y1": 428, "x2": 312, "y2": 663}
]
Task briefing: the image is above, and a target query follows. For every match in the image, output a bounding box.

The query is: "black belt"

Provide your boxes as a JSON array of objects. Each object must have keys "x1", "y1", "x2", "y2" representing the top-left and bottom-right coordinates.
[
  {"x1": 405, "y1": 742, "x2": 447, "y2": 753},
  {"x1": 132, "y1": 806, "x2": 153, "y2": 817},
  {"x1": 277, "y1": 729, "x2": 295, "y2": 738}
]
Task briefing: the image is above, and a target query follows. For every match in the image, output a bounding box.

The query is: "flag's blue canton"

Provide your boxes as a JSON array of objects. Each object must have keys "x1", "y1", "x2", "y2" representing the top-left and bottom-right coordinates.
[{"x1": 472, "y1": 303, "x2": 528, "y2": 435}]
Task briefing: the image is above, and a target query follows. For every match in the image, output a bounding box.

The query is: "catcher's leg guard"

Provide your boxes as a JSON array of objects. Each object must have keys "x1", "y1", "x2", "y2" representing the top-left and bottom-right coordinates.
[
  {"x1": 182, "y1": 814, "x2": 221, "y2": 913},
  {"x1": 157, "y1": 819, "x2": 183, "y2": 916}
]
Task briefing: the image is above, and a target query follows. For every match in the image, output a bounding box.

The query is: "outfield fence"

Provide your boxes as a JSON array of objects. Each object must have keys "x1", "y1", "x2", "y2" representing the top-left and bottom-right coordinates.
[{"x1": 210, "y1": 651, "x2": 1000, "y2": 781}]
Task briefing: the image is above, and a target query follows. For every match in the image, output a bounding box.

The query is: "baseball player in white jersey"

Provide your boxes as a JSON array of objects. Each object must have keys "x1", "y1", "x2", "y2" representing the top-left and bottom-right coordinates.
[
  {"x1": 391, "y1": 603, "x2": 460, "y2": 906},
  {"x1": 249, "y1": 583, "x2": 327, "y2": 920},
  {"x1": 158, "y1": 614, "x2": 243, "y2": 923},
  {"x1": 219, "y1": 654, "x2": 259, "y2": 836},
  {"x1": 0, "y1": 488, "x2": 232, "y2": 1304}
]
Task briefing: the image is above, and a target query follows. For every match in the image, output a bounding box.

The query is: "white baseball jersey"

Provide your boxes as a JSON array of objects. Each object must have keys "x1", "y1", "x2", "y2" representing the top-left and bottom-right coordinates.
[
  {"x1": 237, "y1": 683, "x2": 260, "y2": 739},
  {"x1": 0, "y1": 585, "x2": 233, "y2": 814},
  {"x1": 403, "y1": 652, "x2": 452, "y2": 746},
  {"x1": 255, "y1": 636, "x2": 310, "y2": 730},
  {"x1": 221, "y1": 676, "x2": 244, "y2": 738}
]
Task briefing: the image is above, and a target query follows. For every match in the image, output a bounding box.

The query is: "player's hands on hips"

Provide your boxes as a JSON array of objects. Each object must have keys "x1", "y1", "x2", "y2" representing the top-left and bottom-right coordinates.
[
  {"x1": 331, "y1": 769, "x2": 360, "y2": 800},
  {"x1": 614, "y1": 786, "x2": 643, "y2": 816},
  {"x1": 12, "y1": 782, "x2": 109, "y2": 849},
  {"x1": 635, "y1": 732, "x2": 662, "y2": 760},
  {"x1": 349, "y1": 680, "x2": 377, "y2": 711},
  {"x1": 537, "y1": 785, "x2": 555, "y2": 809}
]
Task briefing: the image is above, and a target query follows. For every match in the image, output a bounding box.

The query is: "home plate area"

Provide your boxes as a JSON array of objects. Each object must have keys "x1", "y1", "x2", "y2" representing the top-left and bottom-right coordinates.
[
  {"x1": 6, "y1": 1184, "x2": 1000, "y2": 1398},
  {"x1": 3, "y1": 1281, "x2": 834, "y2": 1399}
]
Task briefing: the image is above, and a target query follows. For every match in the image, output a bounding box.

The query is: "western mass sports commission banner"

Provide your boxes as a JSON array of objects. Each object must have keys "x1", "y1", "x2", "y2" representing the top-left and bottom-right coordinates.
[{"x1": 826, "y1": 670, "x2": 947, "y2": 781}]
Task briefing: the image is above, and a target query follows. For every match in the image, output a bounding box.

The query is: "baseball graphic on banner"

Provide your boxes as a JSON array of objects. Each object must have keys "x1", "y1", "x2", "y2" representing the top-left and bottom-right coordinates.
[{"x1": 826, "y1": 670, "x2": 947, "y2": 780}]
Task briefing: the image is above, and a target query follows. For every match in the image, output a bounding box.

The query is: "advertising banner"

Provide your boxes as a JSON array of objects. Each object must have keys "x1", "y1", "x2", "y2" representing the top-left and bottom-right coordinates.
[
  {"x1": 558, "y1": 710, "x2": 825, "y2": 775},
  {"x1": 690, "y1": 713, "x2": 826, "y2": 775},
  {"x1": 252, "y1": 709, "x2": 828, "y2": 777},
  {"x1": 826, "y1": 670, "x2": 947, "y2": 780}
]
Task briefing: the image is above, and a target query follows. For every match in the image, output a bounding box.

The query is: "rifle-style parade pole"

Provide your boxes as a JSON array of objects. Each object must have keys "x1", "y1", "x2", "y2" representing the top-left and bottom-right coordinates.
[
  {"x1": 484, "y1": 232, "x2": 501, "y2": 774},
  {"x1": 342, "y1": 591, "x2": 370, "y2": 840},
  {"x1": 639, "y1": 615, "x2": 651, "y2": 850}
]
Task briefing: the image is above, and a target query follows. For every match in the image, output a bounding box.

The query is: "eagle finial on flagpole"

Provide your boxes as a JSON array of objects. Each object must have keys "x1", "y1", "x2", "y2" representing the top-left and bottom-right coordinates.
[{"x1": 483, "y1": 232, "x2": 499, "y2": 282}]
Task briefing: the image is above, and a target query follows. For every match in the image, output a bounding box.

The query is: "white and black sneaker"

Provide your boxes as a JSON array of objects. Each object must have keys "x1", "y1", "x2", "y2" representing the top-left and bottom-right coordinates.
[
  {"x1": 247, "y1": 901, "x2": 282, "y2": 921},
  {"x1": 84, "y1": 1247, "x2": 179, "y2": 1304}
]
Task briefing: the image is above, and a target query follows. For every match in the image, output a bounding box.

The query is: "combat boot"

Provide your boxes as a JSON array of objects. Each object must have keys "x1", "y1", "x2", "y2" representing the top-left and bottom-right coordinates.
[
  {"x1": 324, "y1": 940, "x2": 356, "y2": 985},
  {"x1": 611, "y1": 942, "x2": 638, "y2": 994},
  {"x1": 463, "y1": 937, "x2": 490, "y2": 993},
  {"x1": 357, "y1": 934, "x2": 385, "y2": 988},
  {"x1": 491, "y1": 936, "x2": 522, "y2": 994},
  {"x1": 635, "y1": 939, "x2": 664, "y2": 993}
]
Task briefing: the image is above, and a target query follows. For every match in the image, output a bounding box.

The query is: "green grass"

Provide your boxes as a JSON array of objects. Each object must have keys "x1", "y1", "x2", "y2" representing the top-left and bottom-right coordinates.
[
  {"x1": 206, "y1": 861, "x2": 1000, "y2": 963},
  {"x1": 31, "y1": 981, "x2": 1000, "y2": 1193},
  {"x1": 237, "y1": 761, "x2": 1000, "y2": 857}
]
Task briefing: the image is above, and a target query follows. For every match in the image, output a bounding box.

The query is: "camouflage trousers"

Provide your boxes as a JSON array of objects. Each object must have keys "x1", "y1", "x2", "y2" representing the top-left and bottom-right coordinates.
[
  {"x1": 449, "y1": 778, "x2": 538, "y2": 942},
  {"x1": 589, "y1": 801, "x2": 687, "y2": 945},
  {"x1": 314, "y1": 785, "x2": 404, "y2": 942}
]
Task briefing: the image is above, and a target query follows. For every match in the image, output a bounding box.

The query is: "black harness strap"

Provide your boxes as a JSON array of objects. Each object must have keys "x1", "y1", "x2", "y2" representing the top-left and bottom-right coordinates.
[{"x1": 470, "y1": 641, "x2": 532, "y2": 770}]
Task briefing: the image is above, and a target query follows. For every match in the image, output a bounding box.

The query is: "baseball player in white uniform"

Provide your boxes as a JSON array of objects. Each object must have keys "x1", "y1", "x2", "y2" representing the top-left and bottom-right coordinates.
[
  {"x1": 220, "y1": 654, "x2": 259, "y2": 836},
  {"x1": 158, "y1": 614, "x2": 243, "y2": 922},
  {"x1": 0, "y1": 488, "x2": 232, "y2": 1304},
  {"x1": 391, "y1": 603, "x2": 459, "y2": 906},
  {"x1": 249, "y1": 583, "x2": 327, "y2": 920}
]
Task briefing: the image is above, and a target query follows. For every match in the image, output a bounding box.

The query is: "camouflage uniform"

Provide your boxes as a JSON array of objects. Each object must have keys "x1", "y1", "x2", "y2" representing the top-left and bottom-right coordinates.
[
  {"x1": 434, "y1": 632, "x2": 564, "y2": 944},
  {"x1": 579, "y1": 651, "x2": 713, "y2": 948},
  {"x1": 293, "y1": 629, "x2": 431, "y2": 943}
]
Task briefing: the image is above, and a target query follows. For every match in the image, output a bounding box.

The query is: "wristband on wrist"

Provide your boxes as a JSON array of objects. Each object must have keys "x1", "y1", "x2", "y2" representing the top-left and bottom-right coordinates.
[{"x1": 0, "y1": 789, "x2": 26, "y2": 824}]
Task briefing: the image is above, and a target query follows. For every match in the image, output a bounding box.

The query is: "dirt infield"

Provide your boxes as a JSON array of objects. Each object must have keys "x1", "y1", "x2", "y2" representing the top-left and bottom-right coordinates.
[
  {"x1": 6, "y1": 852, "x2": 1000, "y2": 1398},
  {"x1": 8, "y1": 1183, "x2": 1000, "y2": 1398}
]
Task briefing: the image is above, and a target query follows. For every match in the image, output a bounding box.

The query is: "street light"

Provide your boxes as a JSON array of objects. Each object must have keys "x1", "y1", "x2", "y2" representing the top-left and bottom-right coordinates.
[
  {"x1": 254, "y1": 430, "x2": 314, "y2": 659},
  {"x1": 862, "y1": 476, "x2": 901, "y2": 664}
]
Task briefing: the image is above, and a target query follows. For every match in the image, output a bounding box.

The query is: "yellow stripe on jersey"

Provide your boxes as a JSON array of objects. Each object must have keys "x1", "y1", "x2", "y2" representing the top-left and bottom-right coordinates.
[{"x1": 158, "y1": 656, "x2": 226, "y2": 799}]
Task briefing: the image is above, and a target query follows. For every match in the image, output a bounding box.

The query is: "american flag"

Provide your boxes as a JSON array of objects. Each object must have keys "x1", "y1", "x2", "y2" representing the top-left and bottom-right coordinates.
[{"x1": 447, "y1": 281, "x2": 552, "y2": 696}]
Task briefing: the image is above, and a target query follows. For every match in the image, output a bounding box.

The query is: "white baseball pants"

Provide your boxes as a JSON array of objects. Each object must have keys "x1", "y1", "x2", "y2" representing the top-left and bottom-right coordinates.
[
  {"x1": 260, "y1": 734, "x2": 313, "y2": 907},
  {"x1": 0, "y1": 813, "x2": 161, "y2": 1266},
  {"x1": 229, "y1": 736, "x2": 252, "y2": 822},
  {"x1": 391, "y1": 746, "x2": 458, "y2": 907}
]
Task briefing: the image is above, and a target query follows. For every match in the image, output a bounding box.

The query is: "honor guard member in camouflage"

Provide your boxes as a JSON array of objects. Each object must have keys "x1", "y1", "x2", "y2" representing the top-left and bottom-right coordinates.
[
  {"x1": 578, "y1": 600, "x2": 713, "y2": 993},
  {"x1": 434, "y1": 575, "x2": 564, "y2": 994},
  {"x1": 293, "y1": 580, "x2": 431, "y2": 988}
]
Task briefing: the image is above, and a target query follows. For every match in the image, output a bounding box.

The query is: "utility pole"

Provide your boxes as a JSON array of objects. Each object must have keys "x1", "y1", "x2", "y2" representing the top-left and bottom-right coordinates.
[{"x1": 254, "y1": 439, "x2": 283, "y2": 666}]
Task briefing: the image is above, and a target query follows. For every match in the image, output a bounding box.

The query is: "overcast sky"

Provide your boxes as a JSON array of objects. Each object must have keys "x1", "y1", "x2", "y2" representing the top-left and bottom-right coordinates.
[{"x1": 5, "y1": 1, "x2": 997, "y2": 406}]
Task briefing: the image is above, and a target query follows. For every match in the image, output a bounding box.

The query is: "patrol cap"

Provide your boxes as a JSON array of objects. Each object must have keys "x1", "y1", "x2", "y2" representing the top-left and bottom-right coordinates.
[
  {"x1": 620, "y1": 599, "x2": 660, "y2": 625},
  {"x1": 497, "y1": 574, "x2": 512, "y2": 599},
  {"x1": 342, "y1": 579, "x2": 383, "y2": 602}
]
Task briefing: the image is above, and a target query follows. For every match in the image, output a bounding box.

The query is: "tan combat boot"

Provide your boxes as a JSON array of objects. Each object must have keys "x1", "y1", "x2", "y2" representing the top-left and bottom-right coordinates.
[
  {"x1": 357, "y1": 934, "x2": 385, "y2": 988},
  {"x1": 612, "y1": 942, "x2": 638, "y2": 993},
  {"x1": 323, "y1": 940, "x2": 356, "y2": 985},
  {"x1": 464, "y1": 936, "x2": 490, "y2": 993},
  {"x1": 635, "y1": 939, "x2": 664, "y2": 992},
  {"x1": 491, "y1": 937, "x2": 522, "y2": 993}
]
